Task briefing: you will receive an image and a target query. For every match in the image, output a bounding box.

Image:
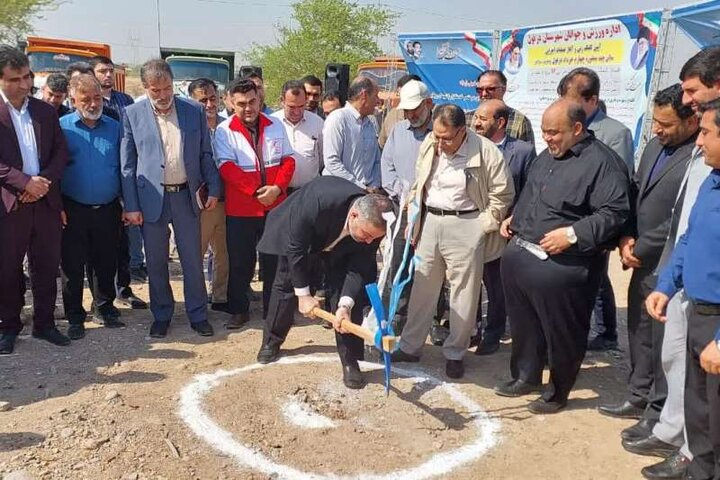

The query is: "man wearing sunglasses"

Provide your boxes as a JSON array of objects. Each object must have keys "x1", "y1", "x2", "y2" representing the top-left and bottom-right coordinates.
[{"x1": 465, "y1": 70, "x2": 534, "y2": 144}]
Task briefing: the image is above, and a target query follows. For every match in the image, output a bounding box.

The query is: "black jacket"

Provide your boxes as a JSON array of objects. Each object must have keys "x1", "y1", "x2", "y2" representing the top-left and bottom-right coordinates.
[
  {"x1": 623, "y1": 133, "x2": 697, "y2": 269},
  {"x1": 258, "y1": 176, "x2": 379, "y2": 301}
]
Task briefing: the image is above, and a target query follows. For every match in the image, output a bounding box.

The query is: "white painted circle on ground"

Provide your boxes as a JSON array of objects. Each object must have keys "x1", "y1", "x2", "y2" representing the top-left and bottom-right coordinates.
[{"x1": 178, "y1": 354, "x2": 500, "y2": 480}]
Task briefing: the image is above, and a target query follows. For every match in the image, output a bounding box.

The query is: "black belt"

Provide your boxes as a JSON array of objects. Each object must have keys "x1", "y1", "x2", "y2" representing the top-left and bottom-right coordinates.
[
  {"x1": 163, "y1": 183, "x2": 188, "y2": 192},
  {"x1": 63, "y1": 196, "x2": 119, "y2": 210},
  {"x1": 694, "y1": 301, "x2": 720, "y2": 316},
  {"x1": 425, "y1": 206, "x2": 479, "y2": 217}
]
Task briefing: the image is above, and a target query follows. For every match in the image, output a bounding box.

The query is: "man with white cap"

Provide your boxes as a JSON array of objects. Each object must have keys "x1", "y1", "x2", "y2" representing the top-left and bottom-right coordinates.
[
  {"x1": 380, "y1": 80, "x2": 433, "y2": 331},
  {"x1": 391, "y1": 103, "x2": 514, "y2": 379}
]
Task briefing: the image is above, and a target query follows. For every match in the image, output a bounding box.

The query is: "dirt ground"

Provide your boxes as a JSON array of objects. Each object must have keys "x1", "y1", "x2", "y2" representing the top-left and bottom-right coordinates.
[{"x1": 0, "y1": 256, "x2": 660, "y2": 479}]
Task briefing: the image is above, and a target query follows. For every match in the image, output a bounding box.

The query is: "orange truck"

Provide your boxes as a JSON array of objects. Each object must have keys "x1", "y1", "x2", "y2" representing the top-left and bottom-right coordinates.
[{"x1": 20, "y1": 36, "x2": 126, "y2": 92}]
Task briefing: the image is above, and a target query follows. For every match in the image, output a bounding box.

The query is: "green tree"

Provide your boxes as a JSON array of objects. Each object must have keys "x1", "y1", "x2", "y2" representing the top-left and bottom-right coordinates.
[
  {"x1": 0, "y1": 0, "x2": 58, "y2": 44},
  {"x1": 246, "y1": 0, "x2": 397, "y2": 106}
]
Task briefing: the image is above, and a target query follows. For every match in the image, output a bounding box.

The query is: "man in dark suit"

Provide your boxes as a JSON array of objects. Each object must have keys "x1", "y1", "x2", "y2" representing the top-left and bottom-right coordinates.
[
  {"x1": 256, "y1": 176, "x2": 393, "y2": 389},
  {"x1": 599, "y1": 85, "x2": 700, "y2": 448},
  {"x1": 0, "y1": 46, "x2": 70, "y2": 354},
  {"x1": 473, "y1": 99, "x2": 536, "y2": 355}
]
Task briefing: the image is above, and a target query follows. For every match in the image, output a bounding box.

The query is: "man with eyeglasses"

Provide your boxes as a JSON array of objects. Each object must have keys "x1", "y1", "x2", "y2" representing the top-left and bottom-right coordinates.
[
  {"x1": 391, "y1": 103, "x2": 514, "y2": 380},
  {"x1": 466, "y1": 70, "x2": 534, "y2": 144}
]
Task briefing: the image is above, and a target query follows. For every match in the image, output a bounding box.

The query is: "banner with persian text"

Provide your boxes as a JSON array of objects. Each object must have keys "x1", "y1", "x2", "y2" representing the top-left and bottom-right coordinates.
[
  {"x1": 397, "y1": 31, "x2": 493, "y2": 111},
  {"x1": 499, "y1": 11, "x2": 662, "y2": 151}
]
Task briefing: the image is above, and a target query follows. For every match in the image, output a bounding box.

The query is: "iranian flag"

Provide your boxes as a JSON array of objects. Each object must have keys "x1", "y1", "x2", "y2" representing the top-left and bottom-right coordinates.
[
  {"x1": 500, "y1": 30, "x2": 519, "y2": 58},
  {"x1": 638, "y1": 13, "x2": 660, "y2": 47},
  {"x1": 464, "y1": 32, "x2": 492, "y2": 67}
]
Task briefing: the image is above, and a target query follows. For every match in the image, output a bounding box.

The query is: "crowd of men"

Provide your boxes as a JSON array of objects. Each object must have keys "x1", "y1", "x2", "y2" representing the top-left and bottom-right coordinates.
[{"x1": 0, "y1": 42, "x2": 719, "y2": 479}]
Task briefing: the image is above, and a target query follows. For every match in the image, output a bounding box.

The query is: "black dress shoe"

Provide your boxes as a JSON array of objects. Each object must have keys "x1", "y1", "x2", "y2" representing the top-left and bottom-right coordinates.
[
  {"x1": 225, "y1": 313, "x2": 249, "y2": 329},
  {"x1": 149, "y1": 321, "x2": 169, "y2": 338},
  {"x1": 118, "y1": 290, "x2": 148, "y2": 309},
  {"x1": 32, "y1": 327, "x2": 71, "y2": 346},
  {"x1": 191, "y1": 321, "x2": 214, "y2": 337},
  {"x1": 474, "y1": 340, "x2": 500, "y2": 356},
  {"x1": 129, "y1": 267, "x2": 148, "y2": 282},
  {"x1": 641, "y1": 450, "x2": 690, "y2": 479},
  {"x1": 494, "y1": 379, "x2": 543, "y2": 397},
  {"x1": 446, "y1": 359, "x2": 464, "y2": 379},
  {"x1": 390, "y1": 349, "x2": 420, "y2": 363},
  {"x1": 67, "y1": 324, "x2": 86, "y2": 340},
  {"x1": 257, "y1": 344, "x2": 280, "y2": 364},
  {"x1": 211, "y1": 302, "x2": 231, "y2": 313},
  {"x1": 622, "y1": 434, "x2": 678, "y2": 458},
  {"x1": 0, "y1": 333, "x2": 17, "y2": 354},
  {"x1": 598, "y1": 400, "x2": 646, "y2": 419},
  {"x1": 622, "y1": 417, "x2": 658, "y2": 442},
  {"x1": 528, "y1": 396, "x2": 567, "y2": 414},
  {"x1": 93, "y1": 313, "x2": 126, "y2": 328},
  {"x1": 342, "y1": 364, "x2": 366, "y2": 389}
]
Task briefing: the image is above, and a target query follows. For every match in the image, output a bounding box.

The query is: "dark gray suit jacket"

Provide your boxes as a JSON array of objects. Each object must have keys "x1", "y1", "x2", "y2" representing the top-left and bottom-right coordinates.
[
  {"x1": 624, "y1": 132, "x2": 697, "y2": 269},
  {"x1": 500, "y1": 136, "x2": 536, "y2": 205}
]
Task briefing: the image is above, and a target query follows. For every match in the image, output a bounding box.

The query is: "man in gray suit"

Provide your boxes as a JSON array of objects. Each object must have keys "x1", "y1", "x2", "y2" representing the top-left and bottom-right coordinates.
[
  {"x1": 558, "y1": 67, "x2": 634, "y2": 352},
  {"x1": 121, "y1": 59, "x2": 222, "y2": 338},
  {"x1": 599, "y1": 84, "x2": 699, "y2": 442},
  {"x1": 472, "y1": 99, "x2": 536, "y2": 355}
]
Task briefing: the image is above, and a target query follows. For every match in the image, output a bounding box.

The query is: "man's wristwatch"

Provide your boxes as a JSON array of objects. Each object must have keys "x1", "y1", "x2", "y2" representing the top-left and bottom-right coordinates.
[{"x1": 565, "y1": 226, "x2": 578, "y2": 245}]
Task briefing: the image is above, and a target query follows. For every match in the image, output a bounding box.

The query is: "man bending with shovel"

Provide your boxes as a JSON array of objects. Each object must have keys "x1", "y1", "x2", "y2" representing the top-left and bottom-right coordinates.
[{"x1": 256, "y1": 176, "x2": 394, "y2": 389}]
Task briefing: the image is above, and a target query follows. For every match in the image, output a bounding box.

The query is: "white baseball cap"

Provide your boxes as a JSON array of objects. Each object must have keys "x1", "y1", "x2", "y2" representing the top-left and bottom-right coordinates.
[{"x1": 397, "y1": 80, "x2": 430, "y2": 111}]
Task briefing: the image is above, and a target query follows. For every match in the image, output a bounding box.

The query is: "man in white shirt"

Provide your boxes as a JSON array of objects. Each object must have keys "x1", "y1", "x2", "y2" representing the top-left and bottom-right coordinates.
[{"x1": 271, "y1": 80, "x2": 324, "y2": 193}]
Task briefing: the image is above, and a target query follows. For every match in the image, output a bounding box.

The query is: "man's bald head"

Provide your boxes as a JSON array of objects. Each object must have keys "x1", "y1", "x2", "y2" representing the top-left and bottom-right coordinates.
[
  {"x1": 473, "y1": 99, "x2": 510, "y2": 142},
  {"x1": 541, "y1": 99, "x2": 587, "y2": 158}
]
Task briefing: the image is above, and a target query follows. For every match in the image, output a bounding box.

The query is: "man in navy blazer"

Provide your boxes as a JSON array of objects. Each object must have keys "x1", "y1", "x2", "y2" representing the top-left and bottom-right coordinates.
[
  {"x1": 121, "y1": 59, "x2": 221, "y2": 338},
  {"x1": 0, "y1": 46, "x2": 70, "y2": 354},
  {"x1": 473, "y1": 99, "x2": 536, "y2": 355}
]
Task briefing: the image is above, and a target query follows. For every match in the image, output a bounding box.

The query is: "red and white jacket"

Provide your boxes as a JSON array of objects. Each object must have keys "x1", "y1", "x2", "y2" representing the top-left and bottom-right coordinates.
[{"x1": 214, "y1": 113, "x2": 296, "y2": 217}]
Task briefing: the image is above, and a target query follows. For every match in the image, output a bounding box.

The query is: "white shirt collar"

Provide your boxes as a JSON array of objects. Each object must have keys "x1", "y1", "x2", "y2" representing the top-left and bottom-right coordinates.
[
  {"x1": 495, "y1": 135, "x2": 507, "y2": 148},
  {"x1": 0, "y1": 89, "x2": 29, "y2": 114}
]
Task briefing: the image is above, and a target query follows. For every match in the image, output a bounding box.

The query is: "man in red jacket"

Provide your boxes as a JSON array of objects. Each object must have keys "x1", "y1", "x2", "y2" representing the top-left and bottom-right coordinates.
[{"x1": 214, "y1": 78, "x2": 295, "y2": 328}]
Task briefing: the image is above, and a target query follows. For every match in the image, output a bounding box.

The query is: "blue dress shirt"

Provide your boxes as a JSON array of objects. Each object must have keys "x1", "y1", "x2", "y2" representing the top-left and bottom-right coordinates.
[
  {"x1": 59, "y1": 112, "x2": 122, "y2": 205},
  {"x1": 657, "y1": 169, "x2": 720, "y2": 324}
]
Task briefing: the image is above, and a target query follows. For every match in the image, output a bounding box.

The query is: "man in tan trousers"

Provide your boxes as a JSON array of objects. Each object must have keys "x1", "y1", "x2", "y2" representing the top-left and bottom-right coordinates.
[{"x1": 391, "y1": 103, "x2": 514, "y2": 379}]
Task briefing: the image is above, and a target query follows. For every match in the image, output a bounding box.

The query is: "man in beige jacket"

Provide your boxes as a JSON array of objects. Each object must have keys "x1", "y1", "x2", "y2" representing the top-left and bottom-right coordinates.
[{"x1": 391, "y1": 103, "x2": 514, "y2": 379}]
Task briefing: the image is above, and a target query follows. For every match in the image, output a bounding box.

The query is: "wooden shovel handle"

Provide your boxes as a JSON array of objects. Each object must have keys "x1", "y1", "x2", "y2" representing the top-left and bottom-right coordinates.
[{"x1": 311, "y1": 307, "x2": 376, "y2": 343}]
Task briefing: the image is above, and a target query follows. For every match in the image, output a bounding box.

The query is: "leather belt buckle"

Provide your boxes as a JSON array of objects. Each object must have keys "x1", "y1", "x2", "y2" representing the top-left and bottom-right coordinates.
[{"x1": 163, "y1": 183, "x2": 188, "y2": 193}]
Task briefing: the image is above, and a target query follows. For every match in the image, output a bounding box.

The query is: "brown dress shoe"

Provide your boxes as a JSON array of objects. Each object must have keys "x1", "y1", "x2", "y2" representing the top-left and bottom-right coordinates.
[{"x1": 225, "y1": 313, "x2": 249, "y2": 329}]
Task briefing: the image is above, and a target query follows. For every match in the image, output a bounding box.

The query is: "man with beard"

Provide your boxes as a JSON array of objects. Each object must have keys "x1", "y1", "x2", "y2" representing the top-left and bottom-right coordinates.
[
  {"x1": 301, "y1": 74, "x2": 324, "y2": 118},
  {"x1": 380, "y1": 79, "x2": 433, "y2": 331},
  {"x1": 120, "y1": 59, "x2": 222, "y2": 338},
  {"x1": 495, "y1": 99, "x2": 629, "y2": 414},
  {"x1": 214, "y1": 78, "x2": 295, "y2": 327},
  {"x1": 59, "y1": 74, "x2": 125, "y2": 339},
  {"x1": 0, "y1": 46, "x2": 69, "y2": 354},
  {"x1": 472, "y1": 99, "x2": 536, "y2": 355}
]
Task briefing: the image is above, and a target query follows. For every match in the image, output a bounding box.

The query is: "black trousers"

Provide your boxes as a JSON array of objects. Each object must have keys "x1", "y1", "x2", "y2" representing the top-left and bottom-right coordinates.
[
  {"x1": 685, "y1": 305, "x2": 720, "y2": 480},
  {"x1": 226, "y1": 215, "x2": 276, "y2": 316},
  {"x1": 502, "y1": 240, "x2": 603, "y2": 402},
  {"x1": 263, "y1": 254, "x2": 366, "y2": 367},
  {"x1": 86, "y1": 217, "x2": 132, "y2": 296},
  {"x1": 476, "y1": 257, "x2": 506, "y2": 344},
  {"x1": 627, "y1": 267, "x2": 667, "y2": 419},
  {"x1": 589, "y1": 252, "x2": 618, "y2": 341},
  {"x1": 61, "y1": 198, "x2": 121, "y2": 324},
  {"x1": 381, "y1": 211, "x2": 413, "y2": 332}
]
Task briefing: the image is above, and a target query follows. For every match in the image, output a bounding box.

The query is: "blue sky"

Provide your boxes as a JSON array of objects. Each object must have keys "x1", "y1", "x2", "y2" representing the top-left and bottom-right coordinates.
[{"x1": 31, "y1": 0, "x2": 696, "y2": 64}]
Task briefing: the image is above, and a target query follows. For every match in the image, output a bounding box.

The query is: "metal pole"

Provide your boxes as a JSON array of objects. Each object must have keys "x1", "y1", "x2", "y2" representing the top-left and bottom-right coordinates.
[{"x1": 156, "y1": 0, "x2": 162, "y2": 54}]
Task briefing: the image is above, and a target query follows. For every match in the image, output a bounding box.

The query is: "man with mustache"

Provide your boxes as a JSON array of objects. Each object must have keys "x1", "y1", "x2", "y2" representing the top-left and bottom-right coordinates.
[
  {"x1": 58, "y1": 74, "x2": 125, "y2": 339},
  {"x1": 120, "y1": 59, "x2": 222, "y2": 338}
]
